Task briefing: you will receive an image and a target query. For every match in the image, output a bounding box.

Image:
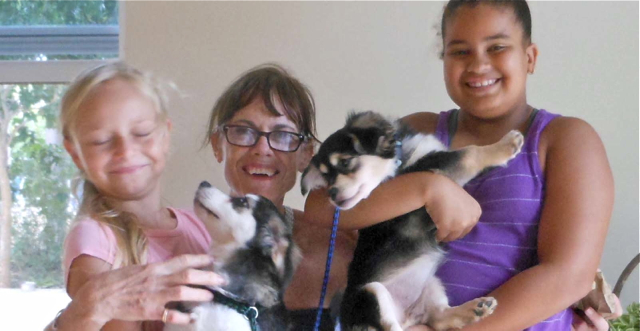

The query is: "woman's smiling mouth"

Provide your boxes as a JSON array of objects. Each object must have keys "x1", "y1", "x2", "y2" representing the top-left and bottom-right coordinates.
[{"x1": 243, "y1": 166, "x2": 279, "y2": 178}]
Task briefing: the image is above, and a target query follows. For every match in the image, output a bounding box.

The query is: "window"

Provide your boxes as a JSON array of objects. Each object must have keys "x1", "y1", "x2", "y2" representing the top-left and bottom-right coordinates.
[{"x1": 0, "y1": 2, "x2": 119, "y2": 329}]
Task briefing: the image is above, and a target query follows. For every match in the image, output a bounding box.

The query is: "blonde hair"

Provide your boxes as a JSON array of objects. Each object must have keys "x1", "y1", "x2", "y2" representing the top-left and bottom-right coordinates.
[{"x1": 61, "y1": 61, "x2": 170, "y2": 268}]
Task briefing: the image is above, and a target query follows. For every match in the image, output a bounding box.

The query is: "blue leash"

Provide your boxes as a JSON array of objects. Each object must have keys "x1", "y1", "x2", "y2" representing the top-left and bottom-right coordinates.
[{"x1": 313, "y1": 207, "x2": 340, "y2": 331}]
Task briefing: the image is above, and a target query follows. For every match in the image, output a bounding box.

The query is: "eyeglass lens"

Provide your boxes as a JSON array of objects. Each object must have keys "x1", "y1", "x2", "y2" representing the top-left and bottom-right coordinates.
[{"x1": 225, "y1": 126, "x2": 302, "y2": 152}]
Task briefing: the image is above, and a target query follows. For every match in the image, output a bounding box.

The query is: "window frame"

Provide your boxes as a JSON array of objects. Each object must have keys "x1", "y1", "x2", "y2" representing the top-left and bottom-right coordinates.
[
  {"x1": 0, "y1": 5, "x2": 122, "y2": 84},
  {"x1": 0, "y1": 60, "x2": 112, "y2": 84}
]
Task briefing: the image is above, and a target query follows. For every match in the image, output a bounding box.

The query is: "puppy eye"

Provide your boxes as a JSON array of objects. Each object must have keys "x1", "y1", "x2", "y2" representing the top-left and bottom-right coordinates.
[
  {"x1": 233, "y1": 197, "x2": 249, "y2": 209},
  {"x1": 338, "y1": 158, "x2": 351, "y2": 169}
]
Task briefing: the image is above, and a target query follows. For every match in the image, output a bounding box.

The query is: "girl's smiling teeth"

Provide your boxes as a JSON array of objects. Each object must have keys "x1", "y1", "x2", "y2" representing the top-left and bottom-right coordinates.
[{"x1": 467, "y1": 79, "x2": 499, "y2": 88}]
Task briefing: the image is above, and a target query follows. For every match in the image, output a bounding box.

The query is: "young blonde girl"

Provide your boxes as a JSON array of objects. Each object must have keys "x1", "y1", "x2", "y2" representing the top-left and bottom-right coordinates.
[
  {"x1": 304, "y1": 1, "x2": 615, "y2": 330},
  {"x1": 57, "y1": 62, "x2": 222, "y2": 331}
]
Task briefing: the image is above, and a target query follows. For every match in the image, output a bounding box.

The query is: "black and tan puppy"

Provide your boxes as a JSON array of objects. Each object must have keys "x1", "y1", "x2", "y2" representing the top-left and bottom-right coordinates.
[
  {"x1": 301, "y1": 111, "x2": 524, "y2": 331},
  {"x1": 165, "y1": 181, "x2": 300, "y2": 331}
]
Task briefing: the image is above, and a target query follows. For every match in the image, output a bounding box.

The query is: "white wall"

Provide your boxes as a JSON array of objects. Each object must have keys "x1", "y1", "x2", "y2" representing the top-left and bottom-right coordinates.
[{"x1": 122, "y1": 1, "x2": 638, "y2": 306}]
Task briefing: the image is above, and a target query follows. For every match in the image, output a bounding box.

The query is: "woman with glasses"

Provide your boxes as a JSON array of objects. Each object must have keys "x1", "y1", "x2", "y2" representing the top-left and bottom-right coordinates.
[{"x1": 206, "y1": 63, "x2": 356, "y2": 331}]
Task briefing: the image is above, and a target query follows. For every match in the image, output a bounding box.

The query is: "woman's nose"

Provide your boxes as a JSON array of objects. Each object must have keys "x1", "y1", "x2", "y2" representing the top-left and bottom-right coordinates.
[{"x1": 251, "y1": 135, "x2": 273, "y2": 155}]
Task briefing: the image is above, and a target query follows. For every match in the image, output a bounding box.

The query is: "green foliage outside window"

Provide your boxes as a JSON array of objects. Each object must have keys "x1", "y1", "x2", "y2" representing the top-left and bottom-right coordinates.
[
  {"x1": 6, "y1": 85, "x2": 78, "y2": 288},
  {"x1": 2, "y1": 84, "x2": 78, "y2": 288},
  {"x1": 0, "y1": 0, "x2": 118, "y2": 26}
]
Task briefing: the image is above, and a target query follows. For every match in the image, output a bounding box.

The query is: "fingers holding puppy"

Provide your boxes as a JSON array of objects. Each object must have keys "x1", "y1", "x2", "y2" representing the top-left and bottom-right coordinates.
[
  {"x1": 70, "y1": 254, "x2": 224, "y2": 326},
  {"x1": 152, "y1": 254, "x2": 214, "y2": 276},
  {"x1": 156, "y1": 258, "x2": 227, "y2": 288}
]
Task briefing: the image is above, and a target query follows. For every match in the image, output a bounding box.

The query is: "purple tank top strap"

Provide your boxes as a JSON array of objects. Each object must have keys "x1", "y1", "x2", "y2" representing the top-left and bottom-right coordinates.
[
  {"x1": 524, "y1": 109, "x2": 560, "y2": 150},
  {"x1": 522, "y1": 109, "x2": 561, "y2": 179},
  {"x1": 434, "y1": 109, "x2": 455, "y2": 147}
]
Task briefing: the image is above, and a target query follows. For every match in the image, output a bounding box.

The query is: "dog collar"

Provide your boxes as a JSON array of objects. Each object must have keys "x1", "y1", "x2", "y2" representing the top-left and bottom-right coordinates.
[
  {"x1": 394, "y1": 135, "x2": 403, "y2": 167},
  {"x1": 212, "y1": 289, "x2": 261, "y2": 331}
]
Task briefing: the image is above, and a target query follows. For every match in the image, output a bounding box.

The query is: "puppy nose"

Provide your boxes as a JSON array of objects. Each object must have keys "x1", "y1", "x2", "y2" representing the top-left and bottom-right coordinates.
[
  {"x1": 328, "y1": 187, "x2": 339, "y2": 200},
  {"x1": 199, "y1": 181, "x2": 212, "y2": 189}
]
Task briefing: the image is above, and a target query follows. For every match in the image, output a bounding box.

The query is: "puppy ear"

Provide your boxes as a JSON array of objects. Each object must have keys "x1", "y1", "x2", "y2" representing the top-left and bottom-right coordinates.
[
  {"x1": 375, "y1": 127, "x2": 397, "y2": 157},
  {"x1": 256, "y1": 222, "x2": 276, "y2": 256},
  {"x1": 301, "y1": 163, "x2": 327, "y2": 195},
  {"x1": 349, "y1": 133, "x2": 367, "y2": 155},
  {"x1": 256, "y1": 215, "x2": 291, "y2": 277}
]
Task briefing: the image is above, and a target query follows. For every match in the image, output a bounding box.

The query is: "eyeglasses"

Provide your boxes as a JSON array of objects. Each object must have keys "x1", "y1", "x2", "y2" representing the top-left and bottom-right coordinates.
[{"x1": 222, "y1": 125, "x2": 306, "y2": 152}]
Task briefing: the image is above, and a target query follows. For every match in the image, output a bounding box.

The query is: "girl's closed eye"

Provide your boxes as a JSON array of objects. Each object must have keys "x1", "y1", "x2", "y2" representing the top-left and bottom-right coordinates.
[
  {"x1": 133, "y1": 123, "x2": 159, "y2": 138},
  {"x1": 84, "y1": 134, "x2": 112, "y2": 146},
  {"x1": 133, "y1": 130, "x2": 152, "y2": 138},
  {"x1": 92, "y1": 139, "x2": 112, "y2": 146}
]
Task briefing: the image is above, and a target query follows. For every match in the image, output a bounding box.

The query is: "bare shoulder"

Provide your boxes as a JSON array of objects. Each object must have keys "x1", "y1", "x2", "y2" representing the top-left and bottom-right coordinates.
[
  {"x1": 539, "y1": 116, "x2": 608, "y2": 169},
  {"x1": 400, "y1": 112, "x2": 440, "y2": 135},
  {"x1": 541, "y1": 116, "x2": 601, "y2": 143}
]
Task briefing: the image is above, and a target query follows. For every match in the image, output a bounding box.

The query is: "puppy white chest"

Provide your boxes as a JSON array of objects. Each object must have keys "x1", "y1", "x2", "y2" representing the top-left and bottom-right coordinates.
[
  {"x1": 382, "y1": 251, "x2": 442, "y2": 310},
  {"x1": 164, "y1": 303, "x2": 253, "y2": 331},
  {"x1": 195, "y1": 303, "x2": 254, "y2": 331}
]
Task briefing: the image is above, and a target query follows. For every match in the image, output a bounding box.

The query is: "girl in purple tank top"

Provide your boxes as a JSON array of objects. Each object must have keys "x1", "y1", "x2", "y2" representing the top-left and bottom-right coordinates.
[
  {"x1": 422, "y1": 2, "x2": 615, "y2": 329},
  {"x1": 410, "y1": 1, "x2": 616, "y2": 329},
  {"x1": 306, "y1": 1, "x2": 617, "y2": 330}
]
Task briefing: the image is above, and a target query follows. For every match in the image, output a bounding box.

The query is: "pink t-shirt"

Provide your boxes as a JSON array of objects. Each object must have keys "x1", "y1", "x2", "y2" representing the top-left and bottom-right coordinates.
[{"x1": 63, "y1": 207, "x2": 212, "y2": 285}]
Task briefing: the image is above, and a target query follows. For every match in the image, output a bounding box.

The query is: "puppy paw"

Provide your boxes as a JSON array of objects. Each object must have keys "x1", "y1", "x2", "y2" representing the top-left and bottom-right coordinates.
[
  {"x1": 429, "y1": 297, "x2": 497, "y2": 330},
  {"x1": 471, "y1": 297, "x2": 497, "y2": 319},
  {"x1": 495, "y1": 130, "x2": 524, "y2": 165}
]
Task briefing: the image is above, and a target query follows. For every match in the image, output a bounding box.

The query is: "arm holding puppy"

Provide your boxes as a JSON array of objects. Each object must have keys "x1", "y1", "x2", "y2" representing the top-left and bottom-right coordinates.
[
  {"x1": 448, "y1": 118, "x2": 614, "y2": 330},
  {"x1": 305, "y1": 172, "x2": 480, "y2": 242},
  {"x1": 303, "y1": 112, "x2": 481, "y2": 242},
  {"x1": 408, "y1": 118, "x2": 621, "y2": 330}
]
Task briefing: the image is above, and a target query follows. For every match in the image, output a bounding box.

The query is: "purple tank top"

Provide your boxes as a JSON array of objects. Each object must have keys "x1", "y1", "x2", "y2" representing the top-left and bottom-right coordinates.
[{"x1": 434, "y1": 109, "x2": 573, "y2": 330}]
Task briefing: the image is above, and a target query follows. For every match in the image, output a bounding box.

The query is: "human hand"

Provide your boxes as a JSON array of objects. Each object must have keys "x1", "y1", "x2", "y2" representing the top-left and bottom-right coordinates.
[
  {"x1": 406, "y1": 325, "x2": 433, "y2": 331},
  {"x1": 572, "y1": 295, "x2": 623, "y2": 331},
  {"x1": 66, "y1": 254, "x2": 225, "y2": 327},
  {"x1": 424, "y1": 174, "x2": 481, "y2": 242}
]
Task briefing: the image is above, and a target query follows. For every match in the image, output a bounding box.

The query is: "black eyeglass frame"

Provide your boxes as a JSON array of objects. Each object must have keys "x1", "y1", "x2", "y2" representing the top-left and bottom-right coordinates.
[{"x1": 222, "y1": 125, "x2": 307, "y2": 152}]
